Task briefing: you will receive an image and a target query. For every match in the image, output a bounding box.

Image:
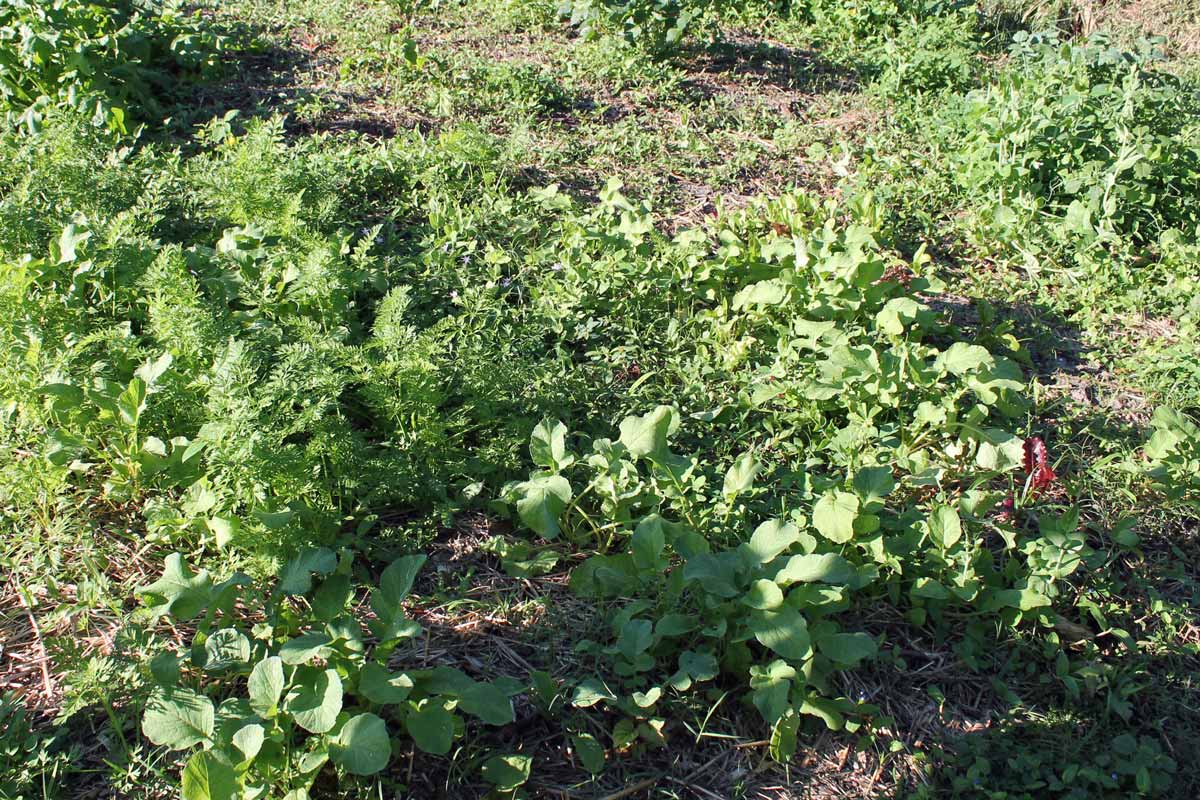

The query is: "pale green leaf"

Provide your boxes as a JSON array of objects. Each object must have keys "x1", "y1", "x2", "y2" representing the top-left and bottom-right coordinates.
[
  {"x1": 286, "y1": 668, "x2": 343, "y2": 734},
  {"x1": 774, "y1": 553, "x2": 855, "y2": 585},
  {"x1": 331, "y1": 713, "x2": 391, "y2": 775},
  {"x1": 618, "y1": 406, "x2": 679, "y2": 461},
  {"x1": 248, "y1": 657, "x2": 284, "y2": 718},
  {"x1": 723, "y1": 451, "x2": 760, "y2": 499},
  {"x1": 181, "y1": 751, "x2": 238, "y2": 800},
  {"x1": 928, "y1": 505, "x2": 963, "y2": 549},
  {"x1": 278, "y1": 548, "x2": 337, "y2": 596},
  {"x1": 749, "y1": 607, "x2": 812, "y2": 660},
  {"x1": 743, "y1": 579, "x2": 784, "y2": 610},
  {"x1": 481, "y1": 754, "x2": 532, "y2": 791},
  {"x1": 813, "y1": 491, "x2": 859, "y2": 544},
  {"x1": 142, "y1": 687, "x2": 214, "y2": 750},
  {"x1": 515, "y1": 475, "x2": 572, "y2": 539},
  {"x1": 742, "y1": 518, "x2": 800, "y2": 566}
]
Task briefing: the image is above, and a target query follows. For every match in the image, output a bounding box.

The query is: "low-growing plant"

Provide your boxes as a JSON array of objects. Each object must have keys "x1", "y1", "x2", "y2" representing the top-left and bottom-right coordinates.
[
  {"x1": 502, "y1": 407, "x2": 1087, "y2": 759},
  {"x1": 558, "y1": 0, "x2": 724, "y2": 53},
  {"x1": 137, "y1": 548, "x2": 524, "y2": 798},
  {"x1": 0, "y1": 0, "x2": 225, "y2": 134},
  {"x1": 481, "y1": 185, "x2": 1117, "y2": 758},
  {"x1": 0, "y1": 692, "x2": 76, "y2": 799},
  {"x1": 953, "y1": 31, "x2": 1200, "y2": 266},
  {"x1": 1140, "y1": 406, "x2": 1200, "y2": 510},
  {"x1": 926, "y1": 724, "x2": 1178, "y2": 799}
]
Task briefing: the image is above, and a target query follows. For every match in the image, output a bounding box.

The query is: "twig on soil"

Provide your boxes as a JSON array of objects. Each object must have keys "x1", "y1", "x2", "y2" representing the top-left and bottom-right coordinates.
[{"x1": 598, "y1": 776, "x2": 659, "y2": 800}]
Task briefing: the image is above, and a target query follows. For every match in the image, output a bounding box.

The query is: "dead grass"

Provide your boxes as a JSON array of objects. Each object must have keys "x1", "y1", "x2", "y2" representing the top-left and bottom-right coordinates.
[{"x1": 1102, "y1": 0, "x2": 1200, "y2": 56}]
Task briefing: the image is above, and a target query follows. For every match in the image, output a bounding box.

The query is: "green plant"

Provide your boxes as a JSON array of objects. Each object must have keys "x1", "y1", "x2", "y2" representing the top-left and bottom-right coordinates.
[
  {"x1": 503, "y1": 405, "x2": 1087, "y2": 758},
  {"x1": 930, "y1": 725, "x2": 1178, "y2": 799},
  {"x1": 0, "y1": 0, "x2": 225, "y2": 134},
  {"x1": 1141, "y1": 406, "x2": 1200, "y2": 510},
  {"x1": 558, "y1": 0, "x2": 723, "y2": 53},
  {"x1": 489, "y1": 190, "x2": 1096, "y2": 757},
  {"x1": 953, "y1": 31, "x2": 1200, "y2": 265},
  {"x1": 137, "y1": 549, "x2": 523, "y2": 798},
  {"x1": 0, "y1": 693, "x2": 75, "y2": 799}
]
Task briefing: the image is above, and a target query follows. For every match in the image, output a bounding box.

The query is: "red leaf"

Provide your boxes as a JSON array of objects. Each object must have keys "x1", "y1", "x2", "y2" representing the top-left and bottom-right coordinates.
[{"x1": 1022, "y1": 437, "x2": 1056, "y2": 494}]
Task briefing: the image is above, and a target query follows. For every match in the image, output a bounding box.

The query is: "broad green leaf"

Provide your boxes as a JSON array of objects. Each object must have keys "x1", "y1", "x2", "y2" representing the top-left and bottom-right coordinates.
[
  {"x1": 749, "y1": 607, "x2": 812, "y2": 660},
  {"x1": 530, "y1": 670, "x2": 559, "y2": 707},
  {"x1": 682, "y1": 553, "x2": 741, "y2": 598},
  {"x1": 631, "y1": 515, "x2": 666, "y2": 570},
  {"x1": 936, "y1": 342, "x2": 994, "y2": 376},
  {"x1": 278, "y1": 548, "x2": 337, "y2": 596},
  {"x1": 414, "y1": 666, "x2": 475, "y2": 696},
  {"x1": 852, "y1": 466, "x2": 896, "y2": 507},
  {"x1": 458, "y1": 682, "x2": 515, "y2": 725},
  {"x1": 368, "y1": 613, "x2": 422, "y2": 644},
  {"x1": 617, "y1": 619, "x2": 654, "y2": 660},
  {"x1": 974, "y1": 429, "x2": 1025, "y2": 471},
  {"x1": 875, "y1": 297, "x2": 924, "y2": 336},
  {"x1": 480, "y1": 754, "x2": 532, "y2": 791},
  {"x1": 678, "y1": 650, "x2": 718, "y2": 681},
  {"x1": 181, "y1": 750, "x2": 238, "y2": 800},
  {"x1": 571, "y1": 678, "x2": 616, "y2": 708},
  {"x1": 296, "y1": 750, "x2": 327, "y2": 775},
  {"x1": 910, "y1": 578, "x2": 951, "y2": 600},
  {"x1": 331, "y1": 713, "x2": 391, "y2": 776},
  {"x1": 928, "y1": 505, "x2": 962, "y2": 549},
  {"x1": 311, "y1": 574, "x2": 353, "y2": 621},
  {"x1": 406, "y1": 702, "x2": 454, "y2": 755},
  {"x1": 611, "y1": 718, "x2": 638, "y2": 748},
  {"x1": 775, "y1": 553, "x2": 855, "y2": 585},
  {"x1": 501, "y1": 548, "x2": 559, "y2": 578},
  {"x1": 203, "y1": 628, "x2": 250, "y2": 671},
  {"x1": 205, "y1": 517, "x2": 238, "y2": 549},
  {"x1": 142, "y1": 687, "x2": 214, "y2": 750},
  {"x1": 357, "y1": 662, "x2": 414, "y2": 704},
  {"x1": 232, "y1": 723, "x2": 265, "y2": 761},
  {"x1": 989, "y1": 587, "x2": 1051, "y2": 611},
  {"x1": 799, "y1": 695, "x2": 845, "y2": 730},
  {"x1": 813, "y1": 491, "x2": 859, "y2": 544},
  {"x1": 749, "y1": 660, "x2": 795, "y2": 724},
  {"x1": 248, "y1": 657, "x2": 285, "y2": 717},
  {"x1": 530, "y1": 418, "x2": 573, "y2": 471},
  {"x1": 1063, "y1": 199, "x2": 1093, "y2": 234},
  {"x1": 138, "y1": 554, "x2": 213, "y2": 621},
  {"x1": 286, "y1": 668, "x2": 343, "y2": 734},
  {"x1": 572, "y1": 733, "x2": 606, "y2": 774},
  {"x1": 618, "y1": 406, "x2": 679, "y2": 461},
  {"x1": 654, "y1": 614, "x2": 697, "y2": 637},
  {"x1": 743, "y1": 579, "x2": 784, "y2": 610},
  {"x1": 116, "y1": 379, "x2": 147, "y2": 429},
  {"x1": 723, "y1": 451, "x2": 760, "y2": 499},
  {"x1": 377, "y1": 554, "x2": 427, "y2": 608},
  {"x1": 732, "y1": 279, "x2": 788, "y2": 308},
  {"x1": 56, "y1": 223, "x2": 92, "y2": 264},
  {"x1": 742, "y1": 519, "x2": 800, "y2": 566},
  {"x1": 279, "y1": 632, "x2": 332, "y2": 665},
  {"x1": 149, "y1": 651, "x2": 182, "y2": 686},
  {"x1": 817, "y1": 632, "x2": 878, "y2": 666},
  {"x1": 515, "y1": 475, "x2": 572, "y2": 539},
  {"x1": 134, "y1": 352, "x2": 174, "y2": 388},
  {"x1": 769, "y1": 710, "x2": 800, "y2": 762}
]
